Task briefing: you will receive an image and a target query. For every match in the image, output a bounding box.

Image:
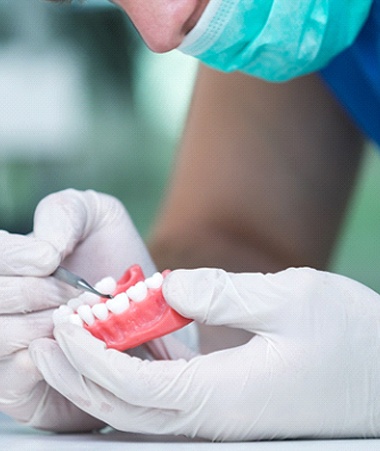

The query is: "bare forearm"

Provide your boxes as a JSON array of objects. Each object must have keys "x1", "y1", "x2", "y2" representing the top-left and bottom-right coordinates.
[
  {"x1": 149, "y1": 67, "x2": 363, "y2": 270},
  {"x1": 149, "y1": 226, "x2": 285, "y2": 273}
]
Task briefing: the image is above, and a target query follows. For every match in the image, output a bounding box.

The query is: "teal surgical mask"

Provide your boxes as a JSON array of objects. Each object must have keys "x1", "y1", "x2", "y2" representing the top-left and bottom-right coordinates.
[{"x1": 178, "y1": 0, "x2": 373, "y2": 81}]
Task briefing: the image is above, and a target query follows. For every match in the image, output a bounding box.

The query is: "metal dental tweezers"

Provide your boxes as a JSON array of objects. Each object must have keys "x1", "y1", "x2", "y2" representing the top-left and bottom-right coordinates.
[{"x1": 52, "y1": 266, "x2": 113, "y2": 299}]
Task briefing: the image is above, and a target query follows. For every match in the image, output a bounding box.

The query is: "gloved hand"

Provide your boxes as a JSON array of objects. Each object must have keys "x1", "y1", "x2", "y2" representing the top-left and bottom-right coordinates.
[
  {"x1": 0, "y1": 189, "x2": 156, "y2": 431},
  {"x1": 30, "y1": 267, "x2": 380, "y2": 441}
]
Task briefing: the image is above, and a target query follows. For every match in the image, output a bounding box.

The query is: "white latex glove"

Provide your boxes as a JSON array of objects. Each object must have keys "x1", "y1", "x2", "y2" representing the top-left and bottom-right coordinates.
[
  {"x1": 0, "y1": 189, "x2": 156, "y2": 431},
  {"x1": 30, "y1": 267, "x2": 380, "y2": 441}
]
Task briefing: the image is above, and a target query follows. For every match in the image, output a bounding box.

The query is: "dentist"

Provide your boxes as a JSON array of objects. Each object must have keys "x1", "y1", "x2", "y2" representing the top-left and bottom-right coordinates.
[{"x1": 3, "y1": 0, "x2": 380, "y2": 441}]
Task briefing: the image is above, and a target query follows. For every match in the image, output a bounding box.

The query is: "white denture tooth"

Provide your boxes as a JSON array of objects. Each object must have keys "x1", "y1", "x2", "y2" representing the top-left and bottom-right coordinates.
[
  {"x1": 53, "y1": 309, "x2": 70, "y2": 326},
  {"x1": 127, "y1": 281, "x2": 148, "y2": 303},
  {"x1": 95, "y1": 277, "x2": 117, "y2": 295},
  {"x1": 92, "y1": 303, "x2": 109, "y2": 321},
  {"x1": 78, "y1": 292, "x2": 99, "y2": 307},
  {"x1": 145, "y1": 272, "x2": 164, "y2": 289},
  {"x1": 106, "y1": 293, "x2": 130, "y2": 314},
  {"x1": 77, "y1": 304, "x2": 96, "y2": 326},
  {"x1": 58, "y1": 304, "x2": 74, "y2": 315},
  {"x1": 69, "y1": 314, "x2": 84, "y2": 327},
  {"x1": 67, "y1": 297, "x2": 85, "y2": 311}
]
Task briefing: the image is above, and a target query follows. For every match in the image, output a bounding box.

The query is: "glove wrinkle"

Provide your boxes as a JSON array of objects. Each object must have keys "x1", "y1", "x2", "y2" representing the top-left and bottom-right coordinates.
[{"x1": 1, "y1": 189, "x2": 185, "y2": 432}]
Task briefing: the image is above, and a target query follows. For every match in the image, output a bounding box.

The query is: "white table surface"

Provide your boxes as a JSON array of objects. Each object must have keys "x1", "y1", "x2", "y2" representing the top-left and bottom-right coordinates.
[{"x1": 1, "y1": 414, "x2": 380, "y2": 450}]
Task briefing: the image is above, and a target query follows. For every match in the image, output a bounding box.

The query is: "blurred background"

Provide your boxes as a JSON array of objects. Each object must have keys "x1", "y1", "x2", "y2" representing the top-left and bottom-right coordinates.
[
  {"x1": 0, "y1": 0, "x2": 379, "y2": 292},
  {"x1": 0, "y1": 0, "x2": 197, "y2": 235}
]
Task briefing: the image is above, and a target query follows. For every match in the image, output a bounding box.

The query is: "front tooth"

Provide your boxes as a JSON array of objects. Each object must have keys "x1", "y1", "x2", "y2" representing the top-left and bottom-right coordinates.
[
  {"x1": 78, "y1": 292, "x2": 99, "y2": 307},
  {"x1": 58, "y1": 305, "x2": 74, "y2": 315},
  {"x1": 68, "y1": 297, "x2": 85, "y2": 311},
  {"x1": 77, "y1": 304, "x2": 96, "y2": 326},
  {"x1": 127, "y1": 281, "x2": 148, "y2": 302},
  {"x1": 69, "y1": 314, "x2": 84, "y2": 327},
  {"x1": 92, "y1": 303, "x2": 109, "y2": 321},
  {"x1": 145, "y1": 272, "x2": 164, "y2": 289},
  {"x1": 95, "y1": 277, "x2": 117, "y2": 295},
  {"x1": 106, "y1": 293, "x2": 130, "y2": 314}
]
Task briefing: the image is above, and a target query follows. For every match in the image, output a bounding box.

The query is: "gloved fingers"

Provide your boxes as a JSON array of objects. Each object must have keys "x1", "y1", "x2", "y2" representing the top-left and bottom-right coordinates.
[
  {"x1": 69, "y1": 190, "x2": 156, "y2": 279},
  {"x1": 25, "y1": 383, "x2": 106, "y2": 433},
  {"x1": 0, "y1": 276, "x2": 78, "y2": 314},
  {"x1": 0, "y1": 231, "x2": 59, "y2": 276},
  {"x1": 0, "y1": 348, "x2": 105, "y2": 432},
  {"x1": 0, "y1": 349, "x2": 44, "y2": 421},
  {"x1": 52, "y1": 324, "x2": 197, "y2": 411},
  {"x1": 163, "y1": 267, "x2": 319, "y2": 334},
  {"x1": 33, "y1": 328, "x2": 278, "y2": 440},
  {"x1": 0, "y1": 349, "x2": 43, "y2": 398},
  {"x1": 0, "y1": 310, "x2": 54, "y2": 357},
  {"x1": 144, "y1": 333, "x2": 199, "y2": 361},
  {"x1": 33, "y1": 189, "x2": 156, "y2": 280},
  {"x1": 30, "y1": 338, "x2": 183, "y2": 436},
  {"x1": 32, "y1": 189, "x2": 93, "y2": 259}
]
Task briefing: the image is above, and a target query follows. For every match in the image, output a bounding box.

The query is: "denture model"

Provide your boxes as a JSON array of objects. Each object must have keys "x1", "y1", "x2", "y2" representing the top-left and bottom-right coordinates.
[{"x1": 53, "y1": 264, "x2": 192, "y2": 351}]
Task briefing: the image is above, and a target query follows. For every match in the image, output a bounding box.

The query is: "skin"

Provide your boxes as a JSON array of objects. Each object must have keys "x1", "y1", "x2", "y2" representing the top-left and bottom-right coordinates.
[{"x1": 110, "y1": 0, "x2": 210, "y2": 52}]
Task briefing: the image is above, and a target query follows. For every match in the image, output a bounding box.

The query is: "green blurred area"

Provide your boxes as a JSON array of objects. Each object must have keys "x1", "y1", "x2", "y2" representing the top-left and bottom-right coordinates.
[
  {"x1": 0, "y1": 1, "x2": 379, "y2": 293},
  {"x1": 0, "y1": 1, "x2": 196, "y2": 237},
  {"x1": 331, "y1": 146, "x2": 380, "y2": 292}
]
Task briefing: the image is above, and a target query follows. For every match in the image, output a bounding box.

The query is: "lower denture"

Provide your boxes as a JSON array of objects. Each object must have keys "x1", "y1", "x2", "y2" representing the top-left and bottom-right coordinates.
[{"x1": 82, "y1": 265, "x2": 192, "y2": 351}]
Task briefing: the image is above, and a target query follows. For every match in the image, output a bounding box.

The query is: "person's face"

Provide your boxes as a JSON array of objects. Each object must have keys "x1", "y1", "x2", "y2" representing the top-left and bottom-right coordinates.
[{"x1": 110, "y1": 0, "x2": 209, "y2": 52}]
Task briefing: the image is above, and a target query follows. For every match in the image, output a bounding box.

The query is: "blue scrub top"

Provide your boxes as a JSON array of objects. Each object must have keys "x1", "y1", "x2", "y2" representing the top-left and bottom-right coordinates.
[{"x1": 320, "y1": 0, "x2": 380, "y2": 147}]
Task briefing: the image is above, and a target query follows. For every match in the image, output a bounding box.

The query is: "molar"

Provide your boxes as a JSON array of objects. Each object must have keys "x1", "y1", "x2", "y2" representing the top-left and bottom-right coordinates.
[
  {"x1": 127, "y1": 281, "x2": 148, "y2": 302},
  {"x1": 77, "y1": 304, "x2": 96, "y2": 326},
  {"x1": 92, "y1": 303, "x2": 109, "y2": 321},
  {"x1": 106, "y1": 293, "x2": 129, "y2": 314},
  {"x1": 95, "y1": 276, "x2": 117, "y2": 295},
  {"x1": 145, "y1": 272, "x2": 164, "y2": 289}
]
